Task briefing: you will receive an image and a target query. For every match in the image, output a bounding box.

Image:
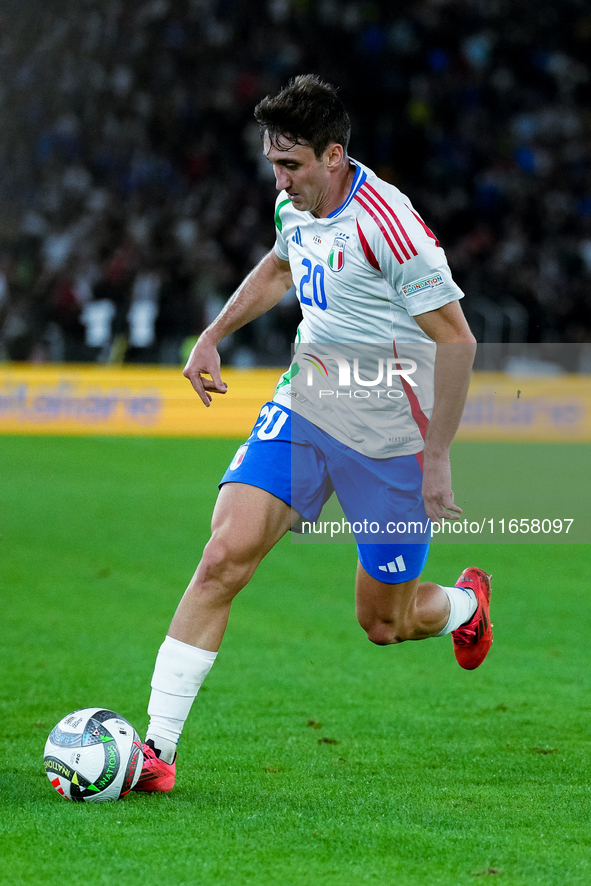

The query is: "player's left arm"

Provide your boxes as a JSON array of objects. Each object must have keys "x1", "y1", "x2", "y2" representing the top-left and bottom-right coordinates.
[{"x1": 413, "y1": 301, "x2": 477, "y2": 523}]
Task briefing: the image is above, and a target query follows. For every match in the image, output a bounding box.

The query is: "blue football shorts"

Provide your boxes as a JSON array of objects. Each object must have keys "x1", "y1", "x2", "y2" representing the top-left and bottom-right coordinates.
[{"x1": 219, "y1": 402, "x2": 430, "y2": 583}]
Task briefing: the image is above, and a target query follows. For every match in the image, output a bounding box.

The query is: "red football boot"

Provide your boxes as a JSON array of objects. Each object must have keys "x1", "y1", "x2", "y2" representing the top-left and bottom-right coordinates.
[
  {"x1": 133, "y1": 741, "x2": 176, "y2": 792},
  {"x1": 451, "y1": 567, "x2": 493, "y2": 670}
]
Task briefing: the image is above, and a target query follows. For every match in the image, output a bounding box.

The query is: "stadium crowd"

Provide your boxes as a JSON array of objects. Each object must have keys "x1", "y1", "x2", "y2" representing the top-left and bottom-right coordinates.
[{"x1": 1, "y1": 0, "x2": 590, "y2": 365}]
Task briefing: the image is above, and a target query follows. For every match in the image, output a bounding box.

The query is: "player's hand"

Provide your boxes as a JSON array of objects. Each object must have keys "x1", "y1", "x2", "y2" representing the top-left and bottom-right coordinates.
[
  {"x1": 183, "y1": 335, "x2": 228, "y2": 406},
  {"x1": 422, "y1": 452, "x2": 462, "y2": 524}
]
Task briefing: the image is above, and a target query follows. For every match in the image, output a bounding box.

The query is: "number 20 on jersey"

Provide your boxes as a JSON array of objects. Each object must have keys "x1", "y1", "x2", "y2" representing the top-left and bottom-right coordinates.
[{"x1": 299, "y1": 259, "x2": 327, "y2": 311}]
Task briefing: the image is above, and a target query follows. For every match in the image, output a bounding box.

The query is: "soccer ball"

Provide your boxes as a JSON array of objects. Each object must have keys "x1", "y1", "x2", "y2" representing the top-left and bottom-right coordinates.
[{"x1": 44, "y1": 708, "x2": 143, "y2": 802}]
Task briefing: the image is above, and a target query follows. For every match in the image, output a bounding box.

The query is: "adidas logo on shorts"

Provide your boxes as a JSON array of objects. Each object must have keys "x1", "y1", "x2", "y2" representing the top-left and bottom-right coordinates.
[{"x1": 378, "y1": 556, "x2": 406, "y2": 574}]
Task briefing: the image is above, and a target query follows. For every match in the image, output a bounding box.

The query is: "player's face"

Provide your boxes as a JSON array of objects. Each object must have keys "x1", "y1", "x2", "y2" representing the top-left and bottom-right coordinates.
[{"x1": 263, "y1": 133, "x2": 336, "y2": 217}]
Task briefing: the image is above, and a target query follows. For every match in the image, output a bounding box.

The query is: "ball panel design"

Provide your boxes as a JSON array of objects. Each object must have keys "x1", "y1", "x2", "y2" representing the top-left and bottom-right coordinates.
[{"x1": 120, "y1": 738, "x2": 143, "y2": 796}]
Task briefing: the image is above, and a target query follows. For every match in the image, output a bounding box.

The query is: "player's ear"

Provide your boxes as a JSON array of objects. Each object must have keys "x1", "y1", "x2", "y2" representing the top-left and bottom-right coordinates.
[{"x1": 325, "y1": 143, "x2": 344, "y2": 170}]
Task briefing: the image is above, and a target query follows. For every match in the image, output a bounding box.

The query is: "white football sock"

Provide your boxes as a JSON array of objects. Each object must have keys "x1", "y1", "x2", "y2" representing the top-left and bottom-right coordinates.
[
  {"x1": 436, "y1": 585, "x2": 478, "y2": 636},
  {"x1": 146, "y1": 635, "x2": 217, "y2": 763}
]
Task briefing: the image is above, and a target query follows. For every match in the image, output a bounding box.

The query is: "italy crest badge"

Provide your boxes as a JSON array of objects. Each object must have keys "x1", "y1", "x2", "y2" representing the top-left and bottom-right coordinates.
[{"x1": 328, "y1": 235, "x2": 347, "y2": 272}]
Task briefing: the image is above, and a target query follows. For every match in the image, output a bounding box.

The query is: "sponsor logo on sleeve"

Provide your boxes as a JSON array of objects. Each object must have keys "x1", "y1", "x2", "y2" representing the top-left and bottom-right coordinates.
[{"x1": 401, "y1": 273, "x2": 444, "y2": 297}]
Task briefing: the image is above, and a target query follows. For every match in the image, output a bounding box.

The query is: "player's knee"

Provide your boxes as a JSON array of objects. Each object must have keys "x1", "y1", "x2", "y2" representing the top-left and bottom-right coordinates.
[
  {"x1": 363, "y1": 610, "x2": 438, "y2": 644},
  {"x1": 362, "y1": 616, "x2": 408, "y2": 646},
  {"x1": 198, "y1": 534, "x2": 259, "y2": 596}
]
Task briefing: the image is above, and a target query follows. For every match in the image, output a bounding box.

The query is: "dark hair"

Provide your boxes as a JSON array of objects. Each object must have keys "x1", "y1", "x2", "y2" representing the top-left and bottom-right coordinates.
[{"x1": 254, "y1": 74, "x2": 351, "y2": 159}]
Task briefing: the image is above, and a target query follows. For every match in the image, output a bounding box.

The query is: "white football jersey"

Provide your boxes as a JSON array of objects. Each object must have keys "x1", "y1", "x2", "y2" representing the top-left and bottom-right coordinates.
[{"x1": 271, "y1": 159, "x2": 465, "y2": 458}]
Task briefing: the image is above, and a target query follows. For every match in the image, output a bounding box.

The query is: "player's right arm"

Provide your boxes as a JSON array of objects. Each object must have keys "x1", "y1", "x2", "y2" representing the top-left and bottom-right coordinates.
[{"x1": 183, "y1": 249, "x2": 293, "y2": 405}]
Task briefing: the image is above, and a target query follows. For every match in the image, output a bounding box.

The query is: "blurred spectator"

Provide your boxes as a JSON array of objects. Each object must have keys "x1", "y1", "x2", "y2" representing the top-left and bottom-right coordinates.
[
  {"x1": 0, "y1": 0, "x2": 591, "y2": 365},
  {"x1": 81, "y1": 294, "x2": 116, "y2": 356}
]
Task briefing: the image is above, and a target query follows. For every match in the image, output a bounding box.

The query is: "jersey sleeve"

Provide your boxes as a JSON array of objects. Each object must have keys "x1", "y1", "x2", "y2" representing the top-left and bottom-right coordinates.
[
  {"x1": 273, "y1": 194, "x2": 290, "y2": 262},
  {"x1": 358, "y1": 191, "x2": 464, "y2": 317}
]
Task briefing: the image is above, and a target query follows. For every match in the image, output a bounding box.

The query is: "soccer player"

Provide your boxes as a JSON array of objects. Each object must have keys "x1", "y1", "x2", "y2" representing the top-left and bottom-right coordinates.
[{"x1": 134, "y1": 75, "x2": 492, "y2": 792}]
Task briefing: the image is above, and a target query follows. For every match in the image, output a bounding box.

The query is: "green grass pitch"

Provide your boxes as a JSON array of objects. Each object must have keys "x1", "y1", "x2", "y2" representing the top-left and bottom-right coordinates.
[{"x1": 1, "y1": 435, "x2": 590, "y2": 886}]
